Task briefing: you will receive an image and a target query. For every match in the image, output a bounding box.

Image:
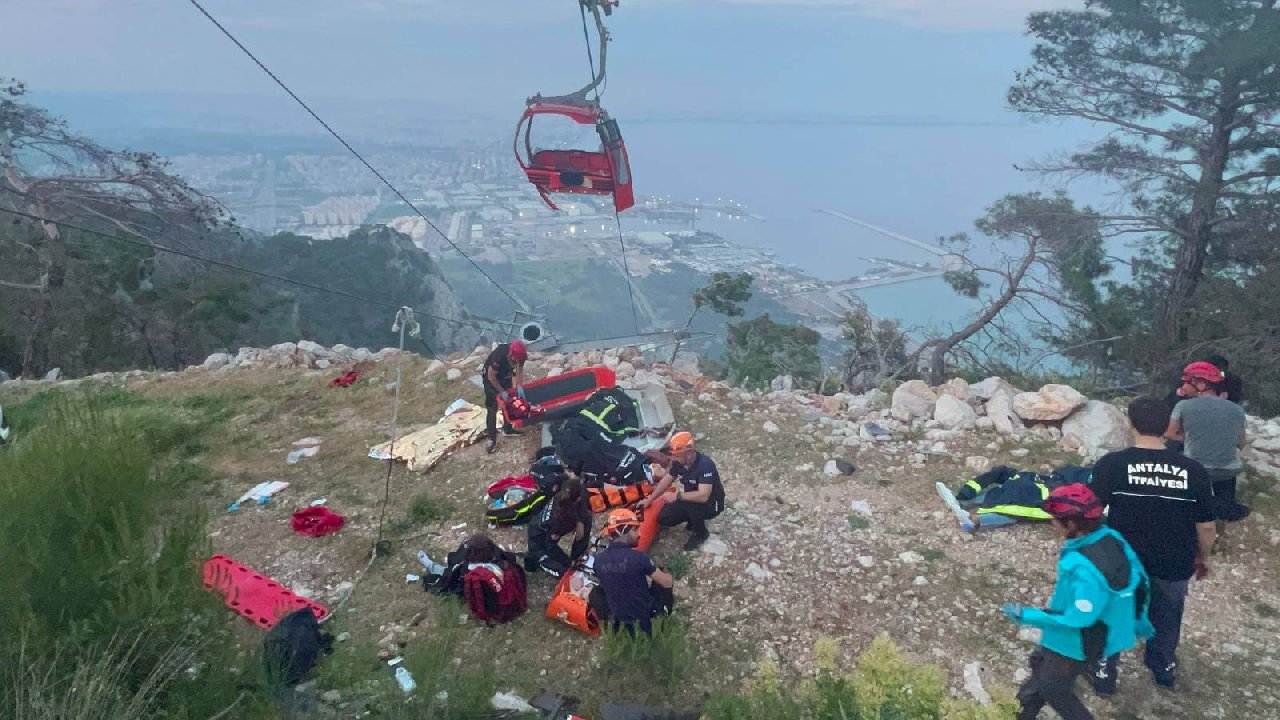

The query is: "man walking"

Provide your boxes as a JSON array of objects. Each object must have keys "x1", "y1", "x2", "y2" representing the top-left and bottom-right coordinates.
[
  {"x1": 1091, "y1": 397, "x2": 1216, "y2": 691},
  {"x1": 482, "y1": 340, "x2": 527, "y2": 454},
  {"x1": 1166, "y1": 361, "x2": 1250, "y2": 521}
]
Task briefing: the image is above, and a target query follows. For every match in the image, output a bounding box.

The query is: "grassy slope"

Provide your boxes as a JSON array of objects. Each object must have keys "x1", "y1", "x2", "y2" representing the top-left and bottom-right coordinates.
[{"x1": 4, "y1": 359, "x2": 1279, "y2": 719}]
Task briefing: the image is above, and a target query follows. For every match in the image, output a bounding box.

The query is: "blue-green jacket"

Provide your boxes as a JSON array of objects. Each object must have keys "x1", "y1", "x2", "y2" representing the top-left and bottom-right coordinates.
[{"x1": 1017, "y1": 526, "x2": 1155, "y2": 662}]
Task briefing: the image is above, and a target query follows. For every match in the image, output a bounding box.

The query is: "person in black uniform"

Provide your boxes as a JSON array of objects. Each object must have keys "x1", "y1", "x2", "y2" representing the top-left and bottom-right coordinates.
[{"x1": 482, "y1": 340, "x2": 527, "y2": 454}]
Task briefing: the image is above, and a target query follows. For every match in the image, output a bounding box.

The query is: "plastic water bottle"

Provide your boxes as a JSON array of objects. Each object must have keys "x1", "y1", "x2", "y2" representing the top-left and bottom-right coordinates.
[{"x1": 394, "y1": 666, "x2": 416, "y2": 693}]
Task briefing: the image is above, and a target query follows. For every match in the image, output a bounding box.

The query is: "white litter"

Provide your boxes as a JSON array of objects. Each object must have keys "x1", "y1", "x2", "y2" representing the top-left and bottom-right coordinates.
[
  {"x1": 850, "y1": 500, "x2": 872, "y2": 517},
  {"x1": 394, "y1": 666, "x2": 416, "y2": 693},
  {"x1": 309, "y1": 498, "x2": 327, "y2": 507},
  {"x1": 491, "y1": 692, "x2": 536, "y2": 713},
  {"x1": 444, "y1": 398, "x2": 470, "y2": 416},
  {"x1": 293, "y1": 437, "x2": 322, "y2": 446},
  {"x1": 451, "y1": 522, "x2": 467, "y2": 530},
  {"x1": 405, "y1": 574, "x2": 420, "y2": 583},
  {"x1": 227, "y1": 481, "x2": 289, "y2": 511},
  {"x1": 387, "y1": 656, "x2": 404, "y2": 667},
  {"x1": 286, "y1": 446, "x2": 319, "y2": 465}
]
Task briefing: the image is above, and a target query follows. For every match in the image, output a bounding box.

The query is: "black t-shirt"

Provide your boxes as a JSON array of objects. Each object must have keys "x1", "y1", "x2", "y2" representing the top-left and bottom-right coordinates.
[
  {"x1": 593, "y1": 541, "x2": 657, "y2": 622},
  {"x1": 482, "y1": 344, "x2": 516, "y2": 392},
  {"x1": 1091, "y1": 447, "x2": 1215, "y2": 581}
]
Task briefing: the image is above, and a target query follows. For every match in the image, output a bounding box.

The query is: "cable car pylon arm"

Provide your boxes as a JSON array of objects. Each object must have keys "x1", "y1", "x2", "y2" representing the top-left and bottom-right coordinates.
[{"x1": 528, "y1": 0, "x2": 615, "y2": 107}]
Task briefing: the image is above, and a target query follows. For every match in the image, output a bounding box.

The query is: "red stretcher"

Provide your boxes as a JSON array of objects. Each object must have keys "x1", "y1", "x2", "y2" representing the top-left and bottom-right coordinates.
[
  {"x1": 499, "y1": 366, "x2": 617, "y2": 430},
  {"x1": 202, "y1": 554, "x2": 330, "y2": 630}
]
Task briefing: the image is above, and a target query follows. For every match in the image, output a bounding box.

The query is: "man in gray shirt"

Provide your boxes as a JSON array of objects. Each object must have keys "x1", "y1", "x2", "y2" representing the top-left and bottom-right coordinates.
[{"x1": 1167, "y1": 361, "x2": 1249, "y2": 522}]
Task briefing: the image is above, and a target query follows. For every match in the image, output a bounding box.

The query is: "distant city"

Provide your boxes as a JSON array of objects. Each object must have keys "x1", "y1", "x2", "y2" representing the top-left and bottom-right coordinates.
[{"x1": 167, "y1": 142, "x2": 949, "y2": 339}]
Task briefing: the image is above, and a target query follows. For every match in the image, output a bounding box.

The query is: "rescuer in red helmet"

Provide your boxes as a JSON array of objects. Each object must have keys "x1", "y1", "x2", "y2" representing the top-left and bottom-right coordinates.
[
  {"x1": 1166, "y1": 361, "x2": 1250, "y2": 522},
  {"x1": 482, "y1": 339, "x2": 529, "y2": 454}
]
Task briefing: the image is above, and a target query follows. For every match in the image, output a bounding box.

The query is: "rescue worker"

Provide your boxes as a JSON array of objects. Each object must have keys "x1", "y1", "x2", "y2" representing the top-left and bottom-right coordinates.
[
  {"x1": 592, "y1": 509, "x2": 674, "y2": 637},
  {"x1": 1090, "y1": 397, "x2": 1216, "y2": 692},
  {"x1": 482, "y1": 340, "x2": 528, "y2": 454},
  {"x1": 525, "y1": 470, "x2": 593, "y2": 577},
  {"x1": 641, "y1": 431, "x2": 725, "y2": 551},
  {"x1": 1166, "y1": 361, "x2": 1250, "y2": 521},
  {"x1": 1001, "y1": 484, "x2": 1153, "y2": 720}
]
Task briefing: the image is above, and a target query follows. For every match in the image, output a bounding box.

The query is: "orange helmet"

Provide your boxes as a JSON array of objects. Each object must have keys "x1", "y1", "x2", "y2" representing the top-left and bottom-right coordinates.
[
  {"x1": 602, "y1": 508, "x2": 641, "y2": 537},
  {"x1": 668, "y1": 431, "x2": 695, "y2": 454}
]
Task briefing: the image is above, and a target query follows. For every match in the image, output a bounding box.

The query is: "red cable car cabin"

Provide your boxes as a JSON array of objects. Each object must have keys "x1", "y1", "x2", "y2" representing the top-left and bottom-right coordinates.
[{"x1": 514, "y1": 102, "x2": 634, "y2": 213}]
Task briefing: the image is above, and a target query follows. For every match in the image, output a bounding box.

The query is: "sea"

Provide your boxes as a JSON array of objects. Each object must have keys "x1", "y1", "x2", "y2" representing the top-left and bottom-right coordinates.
[{"x1": 618, "y1": 119, "x2": 1099, "y2": 339}]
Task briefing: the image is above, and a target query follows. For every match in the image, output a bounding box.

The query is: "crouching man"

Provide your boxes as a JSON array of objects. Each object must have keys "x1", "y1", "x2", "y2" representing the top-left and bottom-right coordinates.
[
  {"x1": 641, "y1": 431, "x2": 725, "y2": 551},
  {"x1": 593, "y1": 509, "x2": 674, "y2": 636}
]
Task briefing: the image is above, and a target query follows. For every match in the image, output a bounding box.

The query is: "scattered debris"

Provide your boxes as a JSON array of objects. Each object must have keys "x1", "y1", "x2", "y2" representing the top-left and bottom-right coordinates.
[
  {"x1": 290, "y1": 507, "x2": 345, "y2": 537},
  {"x1": 287, "y1": 438, "x2": 322, "y2": 465},
  {"x1": 368, "y1": 402, "x2": 486, "y2": 472},
  {"x1": 228, "y1": 481, "x2": 289, "y2": 511},
  {"x1": 394, "y1": 666, "x2": 417, "y2": 693}
]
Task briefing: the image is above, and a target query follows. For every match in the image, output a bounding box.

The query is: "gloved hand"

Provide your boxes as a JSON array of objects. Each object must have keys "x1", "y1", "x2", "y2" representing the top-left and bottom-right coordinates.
[
  {"x1": 516, "y1": 386, "x2": 526, "y2": 400},
  {"x1": 1000, "y1": 603, "x2": 1023, "y2": 623},
  {"x1": 1193, "y1": 556, "x2": 1210, "y2": 581},
  {"x1": 499, "y1": 390, "x2": 510, "y2": 402}
]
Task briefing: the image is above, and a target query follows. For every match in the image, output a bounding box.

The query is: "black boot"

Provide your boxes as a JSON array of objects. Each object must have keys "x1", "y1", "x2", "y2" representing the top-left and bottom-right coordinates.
[{"x1": 486, "y1": 437, "x2": 497, "y2": 454}]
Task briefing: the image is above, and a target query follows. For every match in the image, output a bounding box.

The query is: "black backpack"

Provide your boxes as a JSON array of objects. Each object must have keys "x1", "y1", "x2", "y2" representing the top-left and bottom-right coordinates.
[{"x1": 262, "y1": 609, "x2": 333, "y2": 687}]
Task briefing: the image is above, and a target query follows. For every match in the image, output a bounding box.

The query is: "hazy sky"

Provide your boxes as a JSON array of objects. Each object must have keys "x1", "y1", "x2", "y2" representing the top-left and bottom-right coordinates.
[{"x1": 3, "y1": 0, "x2": 1076, "y2": 122}]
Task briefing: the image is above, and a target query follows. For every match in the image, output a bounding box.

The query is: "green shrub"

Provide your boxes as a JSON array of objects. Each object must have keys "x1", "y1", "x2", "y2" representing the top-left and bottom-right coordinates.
[
  {"x1": 599, "y1": 615, "x2": 696, "y2": 690},
  {"x1": 703, "y1": 636, "x2": 1016, "y2": 720},
  {"x1": 0, "y1": 393, "x2": 264, "y2": 719}
]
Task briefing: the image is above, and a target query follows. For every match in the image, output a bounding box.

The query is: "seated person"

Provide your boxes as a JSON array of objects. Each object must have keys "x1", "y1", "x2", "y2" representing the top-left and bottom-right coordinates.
[
  {"x1": 592, "y1": 509, "x2": 674, "y2": 636},
  {"x1": 525, "y1": 476, "x2": 592, "y2": 577},
  {"x1": 640, "y1": 431, "x2": 725, "y2": 550}
]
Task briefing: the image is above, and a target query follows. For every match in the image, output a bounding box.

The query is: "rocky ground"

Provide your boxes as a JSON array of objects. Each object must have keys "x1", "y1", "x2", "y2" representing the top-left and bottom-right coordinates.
[{"x1": 4, "y1": 343, "x2": 1279, "y2": 719}]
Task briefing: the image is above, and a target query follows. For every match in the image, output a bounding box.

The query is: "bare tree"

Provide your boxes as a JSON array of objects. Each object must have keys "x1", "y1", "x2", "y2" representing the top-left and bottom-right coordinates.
[
  {"x1": 904, "y1": 193, "x2": 1108, "y2": 384},
  {"x1": 0, "y1": 79, "x2": 224, "y2": 375},
  {"x1": 839, "y1": 305, "x2": 909, "y2": 392}
]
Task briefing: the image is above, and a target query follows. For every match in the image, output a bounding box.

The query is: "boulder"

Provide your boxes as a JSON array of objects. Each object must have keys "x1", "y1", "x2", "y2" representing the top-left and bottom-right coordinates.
[
  {"x1": 351, "y1": 348, "x2": 375, "y2": 363},
  {"x1": 445, "y1": 368, "x2": 463, "y2": 381},
  {"x1": 935, "y1": 378, "x2": 972, "y2": 402},
  {"x1": 965, "y1": 455, "x2": 992, "y2": 472},
  {"x1": 1013, "y1": 384, "x2": 1087, "y2": 422},
  {"x1": 1252, "y1": 436, "x2": 1280, "y2": 454},
  {"x1": 891, "y1": 380, "x2": 938, "y2": 421},
  {"x1": 1062, "y1": 401, "x2": 1131, "y2": 456},
  {"x1": 331, "y1": 344, "x2": 355, "y2": 358},
  {"x1": 670, "y1": 348, "x2": 701, "y2": 371},
  {"x1": 971, "y1": 376, "x2": 1018, "y2": 401},
  {"x1": 424, "y1": 359, "x2": 446, "y2": 376},
  {"x1": 859, "y1": 388, "x2": 889, "y2": 409},
  {"x1": 201, "y1": 352, "x2": 233, "y2": 370},
  {"x1": 297, "y1": 339, "x2": 327, "y2": 356},
  {"x1": 770, "y1": 374, "x2": 795, "y2": 392},
  {"x1": 270, "y1": 341, "x2": 298, "y2": 355},
  {"x1": 0, "y1": 370, "x2": 11, "y2": 383},
  {"x1": 986, "y1": 394, "x2": 1023, "y2": 436},
  {"x1": 934, "y1": 394, "x2": 978, "y2": 430},
  {"x1": 43, "y1": 367, "x2": 62, "y2": 382}
]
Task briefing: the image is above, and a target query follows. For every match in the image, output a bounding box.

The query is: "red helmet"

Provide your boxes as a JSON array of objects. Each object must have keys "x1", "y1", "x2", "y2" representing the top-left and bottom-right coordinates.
[
  {"x1": 1182, "y1": 361, "x2": 1224, "y2": 384},
  {"x1": 1043, "y1": 483, "x2": 1104, "y2": 520},
  {"x1": 508, "y1": 340, "x2": 528, "y2": 362}
]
